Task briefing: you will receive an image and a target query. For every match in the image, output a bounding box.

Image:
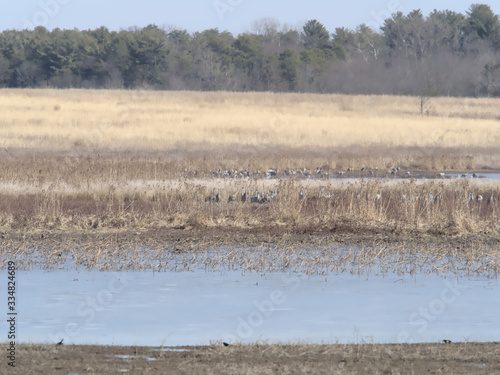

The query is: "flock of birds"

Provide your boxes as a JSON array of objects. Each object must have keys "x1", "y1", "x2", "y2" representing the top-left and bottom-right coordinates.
[
  {"x1": 204, "y1": 167, "x2": 391, "y2": 179},
  {"x1": 205, "y1": 187, "x2": 279, "y2": 204},
  {"x1": 471, "y1": 193, "x2": 494, "y2": 204},
  {"x1": 199, "y1": 167, "x2": 495, "y2": 205},
  {"x1": 205, "y1": 187, "x2": 494, "y2": 206},
  {"x1": 181, "y1": 167, "x2": 485, "y2": 180}
]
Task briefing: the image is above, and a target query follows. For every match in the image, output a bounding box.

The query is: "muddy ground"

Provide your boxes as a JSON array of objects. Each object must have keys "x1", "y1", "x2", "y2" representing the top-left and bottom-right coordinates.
[
  {"x1": 4, "y1": 342, "x2": 500, "y2": 374},
  {"x1": 2, "y1": 226, "x2": 500, "y2": 251}
]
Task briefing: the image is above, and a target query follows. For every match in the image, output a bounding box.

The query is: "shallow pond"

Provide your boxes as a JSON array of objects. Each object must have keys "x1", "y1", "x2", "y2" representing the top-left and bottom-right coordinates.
[{"x1": 1, "y1": 268, "x2": 498, "y2": 346}]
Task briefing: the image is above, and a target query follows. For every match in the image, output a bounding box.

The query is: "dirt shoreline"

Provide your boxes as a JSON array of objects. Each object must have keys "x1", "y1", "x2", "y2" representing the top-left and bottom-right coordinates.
[{"x1": 6, "y1": 342, "x2": 500, "y2": 374}]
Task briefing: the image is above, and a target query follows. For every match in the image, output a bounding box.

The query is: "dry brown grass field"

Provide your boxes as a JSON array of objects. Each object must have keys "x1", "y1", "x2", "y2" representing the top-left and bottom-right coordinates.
[
  {"x1": 0, "y1": 89, "x2": 499, "y2": 169},
  {"x1": 0, "y1": 89, "x2": 499, "y2": 239},
  {"x1": 0, "y1": 177, "x2": 498, "y2": 237}
]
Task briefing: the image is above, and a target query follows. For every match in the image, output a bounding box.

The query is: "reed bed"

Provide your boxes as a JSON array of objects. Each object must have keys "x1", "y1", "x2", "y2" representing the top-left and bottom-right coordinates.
[
  {"x1": 0, "y1": 177, "x2": 497, "y2": 236},
  {"x1": 1, "y1": 236, "x2": 499, "y2": 278}
]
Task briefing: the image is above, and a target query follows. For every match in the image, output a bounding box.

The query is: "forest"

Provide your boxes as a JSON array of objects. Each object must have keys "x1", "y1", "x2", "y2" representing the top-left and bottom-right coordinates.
[{"x1": 1, "y1": 4, "x2": 500, "y2": 96}]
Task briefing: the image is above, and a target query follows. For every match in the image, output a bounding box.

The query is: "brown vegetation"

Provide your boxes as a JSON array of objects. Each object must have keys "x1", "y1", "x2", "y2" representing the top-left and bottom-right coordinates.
[
  {"x1": 9, "y1": 342, "x2": 500, "y2": 374},
  {"x1": 2, "y1": 225, "x2": 499, "y2": 277},
  {"x1": 0, "y1": 175, "x2": 497, "y2": 237},
  {"x1": 0, "y1": 89, "x2": 498, "y2": 240},
  {"x1": 0, "y1": 90, "x2": 499, "y2": 166}
]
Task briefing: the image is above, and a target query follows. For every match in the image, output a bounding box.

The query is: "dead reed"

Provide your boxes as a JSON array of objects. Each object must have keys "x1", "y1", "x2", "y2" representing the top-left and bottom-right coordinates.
[
  {"x1": 1, "y1": 235, "x2": 499, "y2": 278},
  {"x1": 0, "y1": 176, "x2": 497, "y2": 236}
]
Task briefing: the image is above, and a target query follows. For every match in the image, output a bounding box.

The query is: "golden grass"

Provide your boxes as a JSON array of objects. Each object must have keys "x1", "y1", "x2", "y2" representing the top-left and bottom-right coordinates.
[
  {"x1": 1, "y1": 89, "x2": 500, "y2": 153},
  {"x1": 0, "y1": 89, "x2": 498, "y2": 239},
  {"x1": 0, "y1": 176, "x2": 497, "y2": 238}
]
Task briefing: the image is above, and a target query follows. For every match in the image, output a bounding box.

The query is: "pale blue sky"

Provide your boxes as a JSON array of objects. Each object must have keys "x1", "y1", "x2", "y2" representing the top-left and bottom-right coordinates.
[{"x1": 2, "y1": 1, "x2": 499, "y2": 34}]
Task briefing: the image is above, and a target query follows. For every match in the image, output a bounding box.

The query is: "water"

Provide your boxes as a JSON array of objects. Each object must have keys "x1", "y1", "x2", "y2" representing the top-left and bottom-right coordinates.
[
  {"x1": 444, "y1": 172, "x2": 500, "y2": 180},
  {"x1": 1, "y1": 269, "x2": 498, "y2": 346},
  {"x1": 327, "y1": 172, "x2": 500, "y2": 183}
]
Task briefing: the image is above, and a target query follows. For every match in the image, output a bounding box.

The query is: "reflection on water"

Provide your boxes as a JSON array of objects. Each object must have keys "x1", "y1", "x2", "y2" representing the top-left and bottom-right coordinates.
[{"x1": 1, "y1": 269, "x2": 499, "y2": 346}]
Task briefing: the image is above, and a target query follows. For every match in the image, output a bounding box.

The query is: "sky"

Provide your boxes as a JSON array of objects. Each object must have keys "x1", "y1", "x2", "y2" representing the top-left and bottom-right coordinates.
[{"x1": 2, "y1": 1, "x2": 500, "y2": 35}]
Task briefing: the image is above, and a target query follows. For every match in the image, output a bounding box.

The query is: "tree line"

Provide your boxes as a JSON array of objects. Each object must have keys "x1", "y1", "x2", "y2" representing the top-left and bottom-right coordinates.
[{"x1": 1, "y1": 3, "x2": 500, "y2": 96}]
